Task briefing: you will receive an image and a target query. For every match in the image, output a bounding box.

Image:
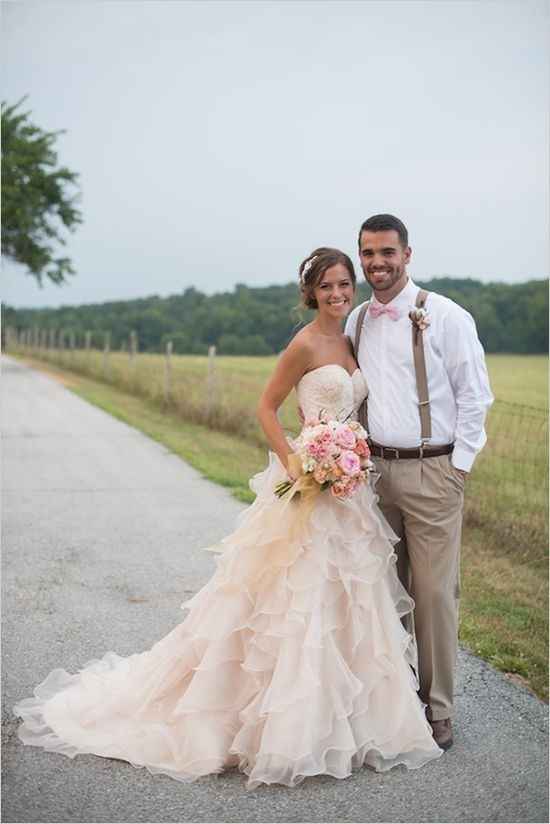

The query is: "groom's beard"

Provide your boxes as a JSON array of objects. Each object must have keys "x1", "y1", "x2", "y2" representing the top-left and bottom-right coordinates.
[{"x1": 364, "y1": 265, "x2": 405, "y2": 292}]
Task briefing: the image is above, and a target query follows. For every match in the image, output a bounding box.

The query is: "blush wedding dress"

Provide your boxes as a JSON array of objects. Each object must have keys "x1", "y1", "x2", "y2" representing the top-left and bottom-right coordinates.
[{"x1": 14, "y1": 364, "x2": 442, "y2": 789}]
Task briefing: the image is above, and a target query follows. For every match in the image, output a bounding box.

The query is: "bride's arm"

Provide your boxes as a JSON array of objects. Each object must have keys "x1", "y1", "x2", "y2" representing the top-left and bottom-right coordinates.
[{"x1": 256, "y1": 337, "x2": 311, "y2": 478}]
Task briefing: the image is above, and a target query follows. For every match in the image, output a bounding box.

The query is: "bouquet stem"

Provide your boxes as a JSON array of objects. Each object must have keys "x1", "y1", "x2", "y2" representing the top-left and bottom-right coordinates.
[{"x1": 275, "y1": 480, "x2": 294, "y2": 498}]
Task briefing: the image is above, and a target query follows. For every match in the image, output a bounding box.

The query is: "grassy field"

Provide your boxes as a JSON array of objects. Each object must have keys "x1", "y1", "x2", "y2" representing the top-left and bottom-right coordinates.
[
  {"x1": 8, "y1": 346, "x2": 549, "y2": 700},
  {"x1": 484, "y1": 354, "x2": 547, "y2": 408}
]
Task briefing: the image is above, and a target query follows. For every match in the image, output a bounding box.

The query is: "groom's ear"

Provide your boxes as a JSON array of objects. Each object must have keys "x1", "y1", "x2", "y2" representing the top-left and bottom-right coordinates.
[{"x1": 403, "y1": 245, "x2": 412, "y2": 264}]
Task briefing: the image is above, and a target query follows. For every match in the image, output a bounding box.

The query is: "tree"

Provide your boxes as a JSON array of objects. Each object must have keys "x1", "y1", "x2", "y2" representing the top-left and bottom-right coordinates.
[{"x1": 1, "y1": 98, "x2": 83, "y2": 286}]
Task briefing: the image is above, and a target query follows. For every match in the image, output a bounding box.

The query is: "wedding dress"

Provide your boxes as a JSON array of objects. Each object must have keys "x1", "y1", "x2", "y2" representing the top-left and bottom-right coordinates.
[{"x1": 14, "y1": 364, "x2": 442, "y2": 788}]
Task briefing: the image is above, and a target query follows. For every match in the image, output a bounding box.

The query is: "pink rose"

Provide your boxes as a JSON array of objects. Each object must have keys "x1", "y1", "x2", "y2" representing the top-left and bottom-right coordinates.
[
  {"x1": 331, "y1": 481, "x2": 347, "y2": 497},
  {"x1": 334, "y1": 424, "x2": 356, "y2": 450},
  {"x1": 313, "y1": 466, "x2": 328, "y2": 484},
  {"x1": 333, "y1": 476, "x2": 362, "y2": 499},
  {"x1": 355, "y1": 439, "x2": 370, "y2": 457},
  {"x1": 306, "y1": 441, "x2": 320, "y2": 459},
  {"x1": 327, "y1": 464, "x2": 343, "y2": 482},
  {"x1": 338, "y1": 451, "x2": 361, "y2": 477},
  {"x1": 307, "y1": 437, "x2": 332, "y2": 461}
]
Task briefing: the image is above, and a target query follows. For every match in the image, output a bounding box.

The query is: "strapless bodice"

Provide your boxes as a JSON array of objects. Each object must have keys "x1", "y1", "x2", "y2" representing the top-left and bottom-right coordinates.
[{"x1": 296, "y1": 365, "x2": 368, "y2": 422}]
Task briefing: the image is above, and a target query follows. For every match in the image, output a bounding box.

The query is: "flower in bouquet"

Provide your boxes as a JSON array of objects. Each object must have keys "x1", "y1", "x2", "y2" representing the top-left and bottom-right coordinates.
[
  {"x1": 331, "y1": 475, "x2": 361, "y2": 498},
  {"x1": 355, "y1": 438, "x2": 370, "y2": 457},
  {"x1": 313, "y1": 464, "x2": 330, "y2": 484},
  {"x1": 334, "y1": 424, "x2": 357, "y2": 450},
  {"x1": 338, "y1": 450, "x2": 361, "y2": 477},
  {"x1": 305, "y1": 432, "x2": 334, "y2": 462},
  {"x1": 275, "y1": 413, "x2": 373, "y2": 502}
]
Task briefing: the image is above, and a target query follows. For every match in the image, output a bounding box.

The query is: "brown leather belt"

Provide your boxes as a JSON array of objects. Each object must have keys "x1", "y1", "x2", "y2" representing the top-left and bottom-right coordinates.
[{"x1": 368, "y1": 441, "x2": 454, "y2": 460}]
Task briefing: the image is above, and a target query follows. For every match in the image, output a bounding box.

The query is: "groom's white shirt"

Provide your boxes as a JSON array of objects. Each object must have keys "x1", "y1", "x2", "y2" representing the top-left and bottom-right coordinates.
[{"x1": 344, "y1": 279, "x2": 494, "y2": 472}]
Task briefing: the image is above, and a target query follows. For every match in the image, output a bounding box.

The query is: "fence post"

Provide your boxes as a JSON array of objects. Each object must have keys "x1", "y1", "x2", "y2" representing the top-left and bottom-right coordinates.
[
  {"x1": 129, "y1": 331, "x2": 138, "y2": 362},
  {"x1": 129, "y1": 331, "x2": 138, "y2": 386},
  {"x1": 102, "y1": 331, "x2": 111, "y2": 379},
  {"x1": 206, "y1": 345, "x2": 217, "y2": 418},
  {"x1": 164, "y1": 340, "x2": 173, "y2": 403},
  {"x1": 84, "y1": 331, "x2": 92, "y2": 370},
  {"x1": 69, "y1": 330, "x2": 75, "y2": 364}
]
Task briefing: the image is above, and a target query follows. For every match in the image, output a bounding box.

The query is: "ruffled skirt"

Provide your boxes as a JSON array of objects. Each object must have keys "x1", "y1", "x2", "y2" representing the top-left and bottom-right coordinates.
[{"x1": 14, "y1": 452, "x2": 442, "y2": 788}]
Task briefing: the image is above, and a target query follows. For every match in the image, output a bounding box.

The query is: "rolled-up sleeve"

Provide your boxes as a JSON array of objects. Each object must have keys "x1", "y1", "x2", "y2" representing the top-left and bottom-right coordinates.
[{"x1": 442, "y1": 307, "x2": 494, "y2": 472}]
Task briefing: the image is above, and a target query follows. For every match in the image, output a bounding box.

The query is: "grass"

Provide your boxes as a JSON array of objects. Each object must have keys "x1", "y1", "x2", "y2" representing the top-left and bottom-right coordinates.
[
  {"x1": 9, "y1": 348, "x2": 549, "y2": 701},
  {"x1": 485, "y1": 353, "x2": 548, "y2": 408},
  {"x1": 460, "y1": 525, "x2": 548, "y2": 699}
]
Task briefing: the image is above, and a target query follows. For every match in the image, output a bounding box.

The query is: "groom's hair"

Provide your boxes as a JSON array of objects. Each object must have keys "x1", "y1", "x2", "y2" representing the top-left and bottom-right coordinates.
[{"x1": 358, "y1": 214, "x2": 408, "y2": 248}]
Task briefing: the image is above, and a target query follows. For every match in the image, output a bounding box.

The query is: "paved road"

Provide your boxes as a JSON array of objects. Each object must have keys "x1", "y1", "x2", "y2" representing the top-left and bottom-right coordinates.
[{"x1": 2, "y1": 357, "x2": 548, "y2": 824}]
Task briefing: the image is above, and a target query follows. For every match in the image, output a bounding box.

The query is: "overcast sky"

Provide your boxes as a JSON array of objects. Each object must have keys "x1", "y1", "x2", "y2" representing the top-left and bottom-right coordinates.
[{"x1": 2, "y1": 0, "x2": 548, "y2": 309}]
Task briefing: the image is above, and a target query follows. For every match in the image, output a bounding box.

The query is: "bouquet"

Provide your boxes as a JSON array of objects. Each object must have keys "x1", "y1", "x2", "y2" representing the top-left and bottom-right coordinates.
[{"x1": 275, "y1": 414, "x2": 374, "y2": 501}]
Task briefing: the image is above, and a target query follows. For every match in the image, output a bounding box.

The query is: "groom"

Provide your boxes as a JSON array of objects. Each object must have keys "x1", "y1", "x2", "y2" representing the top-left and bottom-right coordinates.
[{"x1": 345, "y1": 214, "x2": 493, "y2": 751}]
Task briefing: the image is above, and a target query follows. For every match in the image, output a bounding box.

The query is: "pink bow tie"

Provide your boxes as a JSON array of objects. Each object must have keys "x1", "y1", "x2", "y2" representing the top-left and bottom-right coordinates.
[{"x1": 369, "y1": 302, "x2": 400, "y2": 321}]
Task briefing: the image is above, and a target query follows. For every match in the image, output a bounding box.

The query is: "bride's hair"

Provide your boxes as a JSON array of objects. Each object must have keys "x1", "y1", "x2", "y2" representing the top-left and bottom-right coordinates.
[{"x1": 299, "y1": 247, "x2": 356, "y2": 310}]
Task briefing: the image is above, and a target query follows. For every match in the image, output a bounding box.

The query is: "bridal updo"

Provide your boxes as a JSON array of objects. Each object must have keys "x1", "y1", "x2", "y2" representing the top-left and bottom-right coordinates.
[{"x1": 299, "y1": 247, "x2": 356, "y2": 310}]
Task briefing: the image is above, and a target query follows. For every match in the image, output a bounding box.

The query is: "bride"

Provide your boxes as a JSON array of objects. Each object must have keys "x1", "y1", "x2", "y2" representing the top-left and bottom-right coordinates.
[{"x1": 14, "y1": 247, "x2": 442, "y2": 789}]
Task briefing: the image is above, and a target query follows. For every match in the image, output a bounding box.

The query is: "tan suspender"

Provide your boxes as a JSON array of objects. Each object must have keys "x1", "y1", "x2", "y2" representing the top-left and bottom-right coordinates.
[
  {"x1": 412, "y1": 289, "x2": 432, "y2": 444},
  {"x1": 351, "y1": 289, "x2": 432, "y2": 443},
  {"x1": 353, "y1": 302, "x2": 371, "y2": 432},
  {"x1": 353, "y1": 301, "x2": 370, "y2": 365}
]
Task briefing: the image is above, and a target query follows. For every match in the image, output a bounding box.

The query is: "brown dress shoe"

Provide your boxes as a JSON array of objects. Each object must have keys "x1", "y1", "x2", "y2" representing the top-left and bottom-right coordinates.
[{"x1": 429, "y1": 718, "x2": 453, "y2": 750}]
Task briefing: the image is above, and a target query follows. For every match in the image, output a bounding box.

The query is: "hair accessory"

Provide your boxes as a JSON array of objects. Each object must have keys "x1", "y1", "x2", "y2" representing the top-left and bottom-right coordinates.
[{"x1": 300, "y1": 255, "x2": 318, "y2": 284}]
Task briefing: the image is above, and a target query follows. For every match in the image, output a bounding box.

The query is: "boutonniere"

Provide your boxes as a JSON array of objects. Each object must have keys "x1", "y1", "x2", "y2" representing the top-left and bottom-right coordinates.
[{"x1": 409, "y1": 307, "x2": 430, "y2": 342}]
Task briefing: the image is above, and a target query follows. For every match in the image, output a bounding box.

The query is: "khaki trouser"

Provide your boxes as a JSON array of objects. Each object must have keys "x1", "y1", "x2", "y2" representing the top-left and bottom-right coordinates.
[{"x1": 373, "y1": 453, "x2": 465, "y2": 721}]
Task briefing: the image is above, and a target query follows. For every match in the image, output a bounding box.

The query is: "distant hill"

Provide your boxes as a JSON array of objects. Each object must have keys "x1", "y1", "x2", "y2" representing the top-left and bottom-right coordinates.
[{"x1": 3, "y1": 278, "x2": 548, "y2": 355}]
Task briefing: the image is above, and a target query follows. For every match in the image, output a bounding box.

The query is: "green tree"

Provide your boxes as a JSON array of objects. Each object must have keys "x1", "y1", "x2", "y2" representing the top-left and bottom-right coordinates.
[
  {"x1": 1, "y1": 98, "x2": 83, "y2": 286},
  {"x1": 3, "y1": 278, "x2": 548, "y2": 355}
]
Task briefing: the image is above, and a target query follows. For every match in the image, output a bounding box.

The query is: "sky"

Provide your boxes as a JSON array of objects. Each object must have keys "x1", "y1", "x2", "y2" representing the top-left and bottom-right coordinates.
[{"x1": 2, "y1": 0, "x2": 548, "y2": 309}]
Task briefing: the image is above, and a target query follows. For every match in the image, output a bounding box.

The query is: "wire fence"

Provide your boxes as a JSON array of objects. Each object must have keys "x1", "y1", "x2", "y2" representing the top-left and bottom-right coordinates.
[
  {"x1": 5, "y1": 327, "x2": 549, "y2": 557},
  {"x1": 464, "y1": 399, "x2": 548, "y2": 559}
]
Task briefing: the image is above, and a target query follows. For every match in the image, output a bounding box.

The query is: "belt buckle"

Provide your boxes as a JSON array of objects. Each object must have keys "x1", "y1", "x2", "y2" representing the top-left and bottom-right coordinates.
[{"x1": 383, "y1": 447, "x2": 400, "y2": 460}]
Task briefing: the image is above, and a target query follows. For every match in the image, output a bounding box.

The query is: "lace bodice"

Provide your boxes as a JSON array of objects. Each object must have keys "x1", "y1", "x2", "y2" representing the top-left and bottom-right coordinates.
[{"x1": 296, "y1": 365, "x2": 368, "y2": 422}]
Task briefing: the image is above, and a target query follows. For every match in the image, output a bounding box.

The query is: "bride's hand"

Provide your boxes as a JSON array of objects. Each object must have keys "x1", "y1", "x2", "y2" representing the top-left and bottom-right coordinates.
[{"x1": 285, "y1": 452, "x2": 302, "y2": 481}]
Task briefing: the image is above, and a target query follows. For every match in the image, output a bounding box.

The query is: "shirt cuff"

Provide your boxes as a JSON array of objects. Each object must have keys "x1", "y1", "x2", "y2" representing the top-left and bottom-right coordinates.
[{"x1": 451, "y1": 446, "x2": 477, "y2": 473}]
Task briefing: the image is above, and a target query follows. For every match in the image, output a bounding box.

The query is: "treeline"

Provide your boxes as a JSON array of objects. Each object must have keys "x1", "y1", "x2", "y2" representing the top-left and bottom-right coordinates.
[{"x1": 3, "y1": 277, "x2": 548, "y2": 355}]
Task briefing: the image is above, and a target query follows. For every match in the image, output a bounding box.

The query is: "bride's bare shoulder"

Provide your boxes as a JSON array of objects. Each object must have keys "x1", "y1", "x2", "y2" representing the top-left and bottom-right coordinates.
[
  {"x1": 284, "y1": 325, "x2": 316, "y2": 357},
  {"x1": 273, "y1": 326, "x2": 316, "y2": 380}
]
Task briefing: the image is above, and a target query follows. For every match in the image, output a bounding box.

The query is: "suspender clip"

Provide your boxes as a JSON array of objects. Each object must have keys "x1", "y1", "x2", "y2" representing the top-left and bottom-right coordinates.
[{"x1": 419, "y1": 438, "x2": 431, "y2": 459}]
